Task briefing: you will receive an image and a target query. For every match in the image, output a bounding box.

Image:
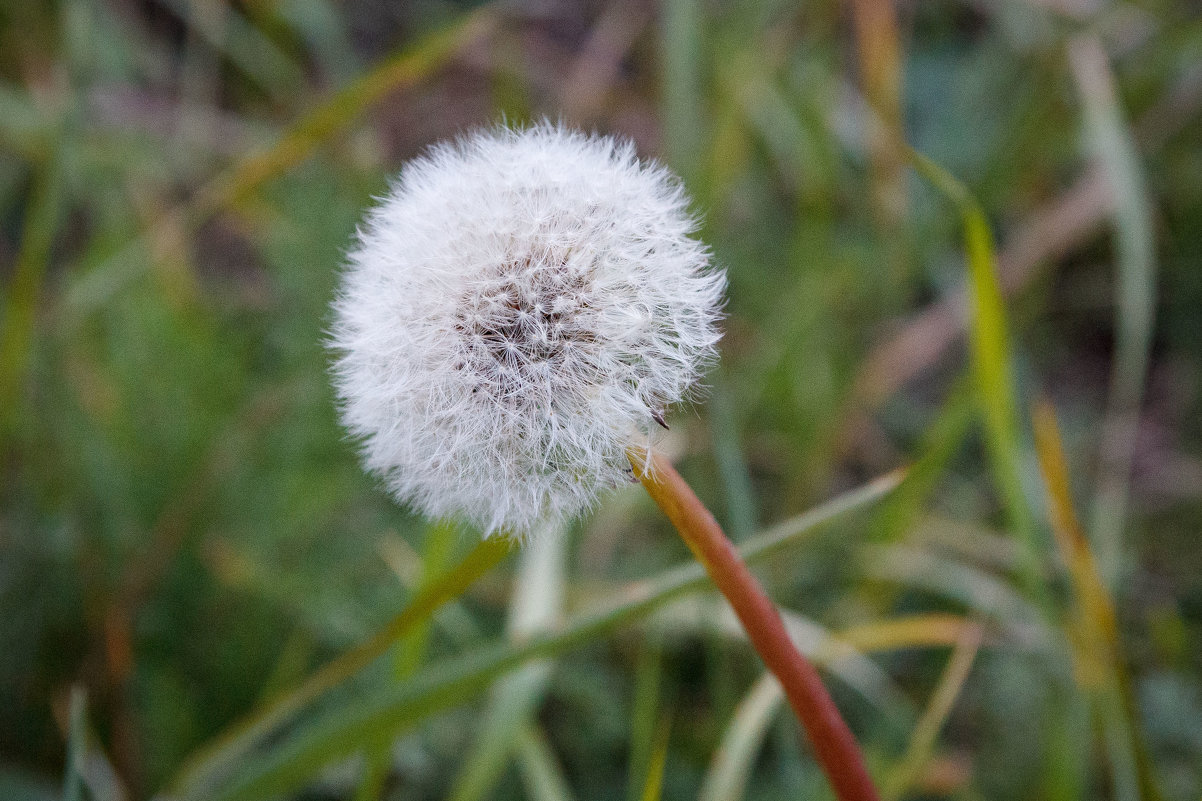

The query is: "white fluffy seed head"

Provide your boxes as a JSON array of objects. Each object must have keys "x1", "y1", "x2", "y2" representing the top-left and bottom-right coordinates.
[{"x1": 330, "y1": 123, "x2": 725, "y2": 538}]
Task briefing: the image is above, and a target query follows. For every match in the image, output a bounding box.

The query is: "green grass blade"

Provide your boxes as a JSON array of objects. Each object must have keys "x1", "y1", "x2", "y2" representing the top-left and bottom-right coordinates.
[
  {"x1": 637, "y1": 715, "x2": 672, "y2": 801},
  {"x1": 870, "y1": 378, "x2": 975, "y2": 542},
  {"x1": 1068, "y1": 35, "x2": 1158, "y2": 587},
  {"x1": 167, "y1": 535, "x2": 512, "y2": 800},
  {"x1": 516, "y1": 724, "x2": 576, "y2": 801},
  {"x1": 187, "y1": 7, "x2": 498, "y2": 219},
  {"x1": 61, "y1": 686, "x2": 87, "y2": 801},
  {"x1": 352, "y1": 520, "x2": 465, "y2": 801},
  {"x1": 351, "y1": 748, "x2": 389, "y2": 801},
  {"x1": 394, "y1": 519, "x2": 462, "y2": 679},
  {"x1": 860, "y1": 543, "x2": 1046, "y2": 645},
  {"x1": 699, "y1": 613, "x2": 977, "y2": 801},
  {"x1": 186, "y1": 472, "x2": 903, "y2": 801},
  {"x1": 698, "y1": 674, "x2": 781, "y2": 801},
  {"x1": 710, "y1": 382, "x2": 758, "y2": 539},
  {"x1": 907, "y1": 149, "x2": 1043, "y2": 599},
  {"x1": 1033, "y1": 401, "x2": 1165, "y2": 801},
  {"x1": 626, "y1": 633, "x2": 665, "y2": 801},
  {"x1": 448, "y1": 530, "x2": 567, "y2": 801},
  {"x1": 660, "y1": 0, "x2": 704, "y2": 177},
  {"x1": 157, "y1": 0, "x2": 304, "y2": 100}
]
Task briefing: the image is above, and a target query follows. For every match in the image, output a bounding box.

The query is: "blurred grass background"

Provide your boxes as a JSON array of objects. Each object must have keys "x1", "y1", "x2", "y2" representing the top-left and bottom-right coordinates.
[{"x1": 1, "y1": 0, "x2": 1201, "y2": 799}]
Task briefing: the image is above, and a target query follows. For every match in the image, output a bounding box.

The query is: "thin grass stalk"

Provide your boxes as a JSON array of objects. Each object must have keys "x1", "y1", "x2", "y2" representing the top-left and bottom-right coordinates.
[{"x1": 629, "y1": 447, "x2": 881, "y2": 801}]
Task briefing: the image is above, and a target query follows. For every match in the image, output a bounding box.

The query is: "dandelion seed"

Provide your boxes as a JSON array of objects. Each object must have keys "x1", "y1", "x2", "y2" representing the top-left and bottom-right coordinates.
[{"x1": 330, "y1": 123, "x2": 725, "y2": 537}]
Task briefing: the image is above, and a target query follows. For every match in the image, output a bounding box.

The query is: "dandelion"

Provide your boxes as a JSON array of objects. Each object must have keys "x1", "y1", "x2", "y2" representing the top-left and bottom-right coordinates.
[
  {"x1": 331, "y1": 123, "x2": 725, "y2": 537},
  {"x1": 331, "y1": 123, "x2": 880, "y2": 801}
]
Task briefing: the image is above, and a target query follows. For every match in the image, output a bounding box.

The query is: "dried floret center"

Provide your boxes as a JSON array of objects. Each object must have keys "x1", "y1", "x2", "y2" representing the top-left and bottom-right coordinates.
[{"x1": 453, "y1": 256, "x2": 599, "y2": 399}]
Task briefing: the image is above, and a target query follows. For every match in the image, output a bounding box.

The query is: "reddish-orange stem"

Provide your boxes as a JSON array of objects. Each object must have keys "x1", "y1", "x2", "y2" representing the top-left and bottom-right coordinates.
[{"x1": 630, "y1": 448, "x2": 881, "y2": 801}]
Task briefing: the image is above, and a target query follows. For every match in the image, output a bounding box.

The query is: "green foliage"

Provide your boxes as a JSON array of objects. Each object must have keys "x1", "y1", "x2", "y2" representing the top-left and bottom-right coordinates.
[{"x1": 2, "y1": 1, "x2": 1201, "y2": 800}]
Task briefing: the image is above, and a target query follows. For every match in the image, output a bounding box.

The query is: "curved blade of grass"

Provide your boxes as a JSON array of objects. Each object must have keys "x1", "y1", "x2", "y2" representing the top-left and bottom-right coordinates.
[
  {"x1": 0, "y1": 151, "x2": 62, "y2": 442},
  {"x1": 861, "y1": 380, "x2": 974, "y2": 626},
  {"x1": 158, "y1": 0, "x2": 304, "y2": 101},
  {"x1": 0, "y1": 3, "x2": 81, "y2": 441},
  {"x1": 627, "y1": 631, "x2": 666, "y2": 801},
  {"x1": 870, "y1": 378, "x2": 974, "y2": 543},
  {"x1": 394, "y1": 520, "x2": 462, "y2": 679},
  {"x1": 698, "y1": 614, "x2": 976, "y2": 801},
  {"x1": 448, "y1": 529, "x2": 567, "y2": 801},
  {"x1": 377, "y1": 531, "x2": 482, "y2": 644},
  {"x1": 61, "y1": 686, "x2": 87, "y2": 801},
  {"x1": 638, "y1": 715, "x2": 673, "y2": 801},
  {"x1": 1068, "y1": 35, "x2": 1157, "y2": 588},
  {"x1": 860, "y1": 543, "x2": 1047, "y2": 648},
  {"x1": 1033, "y1": 401, "x2": 1164, "y2": 801},
  {"x1": 355, "y1": 519, "x2": 466, "y2": 801},
  {"x1": 181, "y1": 471, "x2": 903, "y2": 801},
  {"x1": 187, "y1": 5, "x2": 498, "y2": 219},
  {"x1": 516, "y1": 723, "x2": 576, "y2": 801},
  {"x1": 62, "y1": 6, "x2": 499, "y2": 321},
  {"x1": 881, "y1": 623, "x2": 982, "y2": 801},
  {"x1": 906, "y1": 148, "x2": 1044, "y2": 604},
  {"x1": 168, "y1": 535, "x2": 511, "y2": 800},
  {"x1": 699, "y1": 673, "x2": 779, "y2": 801},
  {"x1": 648, "y1": 600, "x2": 911, "y2": 719}
]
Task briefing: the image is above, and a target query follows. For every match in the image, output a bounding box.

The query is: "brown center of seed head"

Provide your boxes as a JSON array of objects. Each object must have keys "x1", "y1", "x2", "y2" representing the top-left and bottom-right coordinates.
[{"x1": 452, "y1": 253, "x2": 599, "y2": 404}]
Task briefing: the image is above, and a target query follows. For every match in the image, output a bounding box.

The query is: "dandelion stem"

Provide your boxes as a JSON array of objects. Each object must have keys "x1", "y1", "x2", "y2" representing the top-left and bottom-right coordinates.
[{"x1": 629, "y1": 447, "x2": 881, "y2": 801}]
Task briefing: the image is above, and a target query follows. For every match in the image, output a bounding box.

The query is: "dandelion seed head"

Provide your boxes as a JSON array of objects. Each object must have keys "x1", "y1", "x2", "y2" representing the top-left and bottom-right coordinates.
[{"x1": 331, "y1": 123, "x2": 725, "y2": 537}]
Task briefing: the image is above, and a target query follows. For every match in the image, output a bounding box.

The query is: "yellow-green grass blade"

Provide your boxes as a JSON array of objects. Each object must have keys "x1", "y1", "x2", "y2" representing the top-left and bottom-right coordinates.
[
  {"x1": 638, "y1": 715, "x2": 672, "y2": 801},
  {"x1": 699, "y1": 673, "x2": 779, "y2": 801},
  {"x1": 870, "y1": 378, "x2": 975, "y2": 542},
  {"x1": 1033, "y1": 401, "x2": 1164, "y2": 801},
  {"x1": 187, "y1": 6, "x2": 499, "y2": 220},
  {"x1": 698, "y1": 614, "x2": 978, "y2": 801},
  {"x1": 881, "y1": 624, "x2": 983, "y2": 801},
  {"x1": 647, "y1": 599, "x2": 912, "y2": 718},
  {"x1": 907, "y1": 148, "x2": 1043, "y2": 601},
  {"x1": 626, "y1": 631, "x2": 665, "y2": 801},
  {"x1": 0, "y1": 0, "x2": 85, "y2": 441},
  {"x1": 157, "y1": 0, "x2": 305, "y2": 101},
  {"x1": 180, "y1": 471, "x2": 903, "y2": 801},
  {"x1": 394, "y1": 520, "x2": 462, "y2": 679},
  {"x1": 860, "y1": 542, "x2": 1047, "y2": 647}
]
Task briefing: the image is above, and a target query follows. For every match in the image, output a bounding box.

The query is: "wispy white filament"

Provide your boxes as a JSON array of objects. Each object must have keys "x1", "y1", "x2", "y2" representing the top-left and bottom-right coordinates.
[{"x1": 331, "y1": 124, "x2": 725, "y2": 537}]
